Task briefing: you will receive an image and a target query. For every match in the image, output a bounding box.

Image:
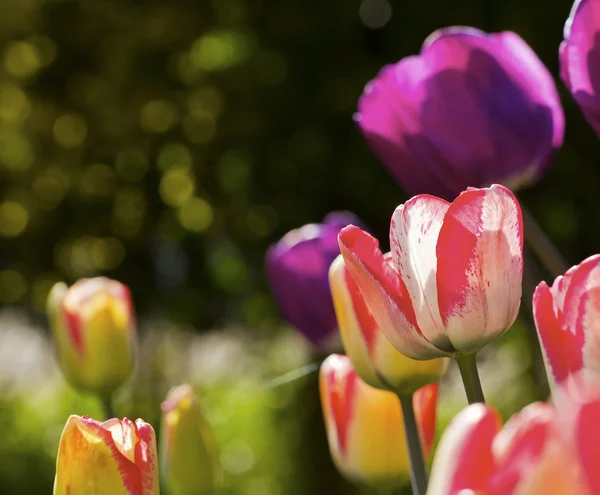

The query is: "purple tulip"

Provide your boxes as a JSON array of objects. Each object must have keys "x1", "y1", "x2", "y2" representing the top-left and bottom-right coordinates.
[
  {"x1": 356, "y1": 27, "x2": 565, "y2": 200},
  {"x1": 266, "y1": 212, "x2": 361, "y2": 346},
  {"x1": 561, "y1": 0, "x2": 600, "y2": 135}
]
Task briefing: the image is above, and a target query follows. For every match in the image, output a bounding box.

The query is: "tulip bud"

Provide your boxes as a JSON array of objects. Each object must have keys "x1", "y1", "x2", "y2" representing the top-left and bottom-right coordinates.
[
  {"x1": 533, "y1": 254, "x2": 600, "y2": 386},
  {"x1": 329, "y1": 254, "x2": 447, "y2": 395},
  {"x1": 265, "y1": 211, "x2": 361, "y2": 346},
  {"x1": 53, "y1": 415, "x2": 158, "y2": 495},
  {"x1": 561, "y1": 0, "x2": 600, "y2": 137},
  {"x1": 47, "y1": 277, "x2": 136, "y2": 398},
  {"x1": 339, "y1": 184, "x2": 523, "y2": 359},
  {"x1": 319, "y1": 354, "x2": 437, "y2": 488},
  {"x1": 357, "y1": 27, "x2": 564, "y2": 199},
  {"x1": 160, "y1": 385, "x2": 221, "y2": 495}
]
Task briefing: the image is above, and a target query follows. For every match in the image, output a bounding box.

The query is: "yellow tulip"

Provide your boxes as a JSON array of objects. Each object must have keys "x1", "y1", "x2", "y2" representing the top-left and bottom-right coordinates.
[
  {"x1": 160, "y1": 385, "x2": 221, "y2": 495},
  {"x1": 47, "y1": 277, "x2": 136, "y2": 398},
  {"x1": 329, "y1": 254, "x2": 447, "y2": 395},
  {"x1": 319, "y1": 354, "x2": 438, "y2": 488},
  {"x1": 53, "y1": 415, "x2": 159, "y2": 495}
]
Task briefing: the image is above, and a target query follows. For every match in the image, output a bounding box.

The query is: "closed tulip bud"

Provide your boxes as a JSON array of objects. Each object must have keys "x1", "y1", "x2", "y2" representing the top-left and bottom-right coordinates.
[
  {"x1": 329, "y1": 254, "x2": 447, "y2": 395},
  {"x1": 53, "y1": 415, "x2": 158, "y2": 495},
  {"x1": 319, "y1": 354, "x2": 438, "y2": 488},
  {"x1": 533, "y1": 255, "x2": 600, "y2": 386},
  {"x1": 160, "y1": 385, "x2": 221, "y2": 495},
  {"x1": 266, "y1": 211, "x2": 362, "y2": 346},
  {"x1": 357, "y1": 27, "x2": 564, "y2": 199},
  {"x1": 561, "y1": 0, "x2": 600, "y2": 137},
  {"x1": 47, "y1": 277, "x2": 136, "y2": 398},
  {"x1": 339, "y1": 184, "x2": 523, "y2": 359}
]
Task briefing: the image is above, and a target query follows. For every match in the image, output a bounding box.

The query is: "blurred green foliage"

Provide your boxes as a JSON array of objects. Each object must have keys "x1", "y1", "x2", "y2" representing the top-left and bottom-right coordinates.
[{"x1": 0, "y1": 0, "x2": 598, "y2": 493}]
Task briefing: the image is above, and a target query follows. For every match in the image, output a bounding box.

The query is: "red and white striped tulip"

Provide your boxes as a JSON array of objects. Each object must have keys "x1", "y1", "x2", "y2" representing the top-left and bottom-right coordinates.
[
  {"x1": 533, "y1": 254, "x2": 600, "y2": 386},
  {"x1": 53, "y1": 415, "x2": 159, "y2": 495},
  {"x1": 329, "y1": 254, "x2": 447, "y2": 395},
  {"x1": 319, "y1": 354, "x2": 437, "y2": 488},
  {"x1": 339, "y1": 184, "x2": 523, "y2": 359},
  {"x1": 428, "y1": 402, "x2": 577, "y2": 495},
  {"x1": 47, "y1": 277, "x2": 136, "y2": 397}
]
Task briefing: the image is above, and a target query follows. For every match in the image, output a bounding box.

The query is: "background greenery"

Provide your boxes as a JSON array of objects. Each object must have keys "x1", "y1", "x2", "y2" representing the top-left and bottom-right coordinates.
[{"x1": 0, "y1": 0, "x2": 595, "y2": 493}]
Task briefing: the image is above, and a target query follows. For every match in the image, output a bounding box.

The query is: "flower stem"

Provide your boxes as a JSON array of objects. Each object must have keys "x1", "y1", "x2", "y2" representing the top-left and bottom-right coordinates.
[
  {"x1": 456, "y1": 354, "x2": 486, "y2": 404},
  {"x1": 101, "y1": 395, "x2": 116, "y2": 419},
  {"x1": 521, "y1": 204, "x2": 569, "y2": 279},
  {"x1": 397, "y1": 394, "x2": 428, "y2": 495}
]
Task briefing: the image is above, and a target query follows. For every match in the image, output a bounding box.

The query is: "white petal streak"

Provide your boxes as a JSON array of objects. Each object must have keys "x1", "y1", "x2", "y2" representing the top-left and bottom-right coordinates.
[{"x1": 390, "y1": 195, "x2": 450, "y2": 347}]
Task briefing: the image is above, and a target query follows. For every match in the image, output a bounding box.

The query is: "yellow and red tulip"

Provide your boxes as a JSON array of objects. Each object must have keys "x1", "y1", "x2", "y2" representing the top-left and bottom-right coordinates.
[
  {"x1": 53, "y1": 415, "x2": 159, "y2": 495},
  {"x1": 160, "y1": 385, "x2": 221, "y2": 495},
  {"x1": 47, "y1": 277, "x2": 136, "y2": 397},
  {"x1": 533, "y1": 254, "x2": 600, "y2": 386},
  {"x1": 329, "y1": 254, "x2": 447, "y2": 395},
  {"x1": 339, "y1": 184, "x2": 523, "y2": 359},
  {"x1": 319, "y1": 354, "x2": 438, "y2": 488}
]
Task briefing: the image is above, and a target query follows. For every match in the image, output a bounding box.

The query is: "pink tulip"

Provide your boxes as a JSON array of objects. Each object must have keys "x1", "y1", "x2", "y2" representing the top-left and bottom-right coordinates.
[
  {"x1": 339, "y1": 184, "x2": 523, "y2": 359},
  {"x1": 533, "y1": 255, "x2": 600, "y2": 385}
]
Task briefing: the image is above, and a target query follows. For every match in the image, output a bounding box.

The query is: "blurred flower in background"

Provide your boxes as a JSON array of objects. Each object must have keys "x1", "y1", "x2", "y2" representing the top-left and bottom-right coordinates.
[
  {"x1": 356, "y1": 28, "x2": 564, "y2": 199},
  {"x1": 561, "y1": 0, "x2": 600, "y2": 136},
  {"x1": 160, "y1": 384, "x2": 221, "y2": 495},
  {"x1": 319, "y1": 354, "x2": 438, "y2": 489},
  {"x1": 47, "y1": 277, "x2": 136, "y2": 399},
  {"x1": 53, "y1": 415, "x2": 158, "y2": 495},
  {"x1": 266, "y1": 212, "x2": 361, "y2": 347}
]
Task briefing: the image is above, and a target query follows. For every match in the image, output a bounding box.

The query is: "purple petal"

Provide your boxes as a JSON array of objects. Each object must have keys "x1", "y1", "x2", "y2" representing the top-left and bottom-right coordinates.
[
  {"x1": 266, "y1": 213, "x2": 361, "y2": 346},
  {"x1": 356, "y1": 27, "x2": 564, "y2": 199},
  {"x1": 562, "y1": 0, "x2": 600, "y2": 136}
]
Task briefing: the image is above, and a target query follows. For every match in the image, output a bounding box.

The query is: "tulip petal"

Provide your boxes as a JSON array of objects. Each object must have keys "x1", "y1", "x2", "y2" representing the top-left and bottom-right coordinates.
[
  {"x1": 436, "y1": 185, "x2": 523, "y2": 352},
  {"x1": 356, "y1": 59, "x2": 466, "y2": 198},
  {"x1": 561, "y1": 255, "x2": 600, "y2": 380},
  {"x1": 562, "y1": 0, "x2": 600, "y2": 135},
  {"x1": 488, "y1": 403, "x2": 554, "y2": 493},
  {"x1": 390, "y1": 194, "x2": 451, "y2": 349},
  {"x1": 135, "y1": 420, "x2": 159, "y2": 495},
  {"x1": 428, "y1": 404, "x2": 501, "y2": 495},
  {"x1": 574, "y1": 398, "x2": 600, "y2": 492},
  {"x1": 533, "y1": 281, "x2": 582, "y2": 384},
  {"x1": 421, "y1": 29, "x2": 560, "y2": 190},
  {"x1": 339, "y1": 226, "x2": 444, "y2": 359},
  {"x1": 413, "y1": 383, "x2": 438, "y2": 457}
]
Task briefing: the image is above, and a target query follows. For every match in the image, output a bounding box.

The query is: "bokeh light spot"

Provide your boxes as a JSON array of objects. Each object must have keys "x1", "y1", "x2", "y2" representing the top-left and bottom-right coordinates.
[
  {"x1": 4, "y1": 41, "x2": 42, "y2": 78},
  {"x1": 78, "y1": 163, "x2": 116, "y2": 198},
  {"x1": 157, "y1": 142, "x2": 193, "y2": 171},
  {"x1": 190, "y1": 30, "x2": 254, "y2": 72},
  {"x1": 159, "y1": 168, "x2": 195, "y2": 206},
  {"x1": 115, "y1": 149, "x2": 149, "y2": 182},
  {"x1": 0, "y1": 84, "x2": 31, "y2": 123},
  {"x1": 0, "y1": 200, "x2": 28, "y2": 237},
  {"x1": 359, "y1": 0, "x2": 392, "y2": 29},
  {"x1": 177, "y1": 196, "x2": 214, "y2": 232},
  {"x1": 53, "y1": 113, "x2": 88, "y2": 149},
  {"x1": 139, "y1": 99, "x2": 178, "y2": 133}
]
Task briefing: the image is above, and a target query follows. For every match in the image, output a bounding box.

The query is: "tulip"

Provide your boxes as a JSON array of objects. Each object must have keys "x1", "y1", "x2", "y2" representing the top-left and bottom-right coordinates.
[
  {"x1": 356, "y1": 28, "x2": 564, "y2": 200},
  {"x1": 533, "y1": 254, "x2": 600, "y2": 386},
  {"x1": 53, "y1": 415, "x2": 158, "y2": 495},
  {"x1": 561, "y1": 0, "x2": 600, "y2": 136},
  {"x1": 428, "y1": 402, "x2": 569, "y2": 495},
  {"x1": 266, "y1": 211, "x2": 361, "y2": 346},
  {"x1": 319, "y1": 354, "x2": 437, "y2": 488},
  {"x1": 160, "y1": 385, "x2": 221, "y2": 495},
  {"x1": 47, "y1": 277, "x2": 136, "y2": 398},
  {"x1": 339, "y1": 184, "x2": 523, "y2": 360},
  {"x1": 329, "y1": 254, "x2": 447, "y2": 396}
]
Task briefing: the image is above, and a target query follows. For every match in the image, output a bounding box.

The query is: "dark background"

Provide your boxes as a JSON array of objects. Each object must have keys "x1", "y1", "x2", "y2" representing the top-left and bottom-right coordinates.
[{"x1": 0, "y1": 0, "x2": 594, "y2": 493}]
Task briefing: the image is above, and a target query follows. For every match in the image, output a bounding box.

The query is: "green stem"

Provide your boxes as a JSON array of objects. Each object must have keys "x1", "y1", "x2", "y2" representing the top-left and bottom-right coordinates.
[
  {"x1": 101, "y1": 395, "x2": 116, "y2": 420},
  {"x1": 398, "y1": 394, "x2": 428, "y2": 495},
  {"x1": 521, "y1": 204, "x2": 569, "y2": 279},
  {"x1": 456, "y1": 354, "x2": 486, "y2": 404}
]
